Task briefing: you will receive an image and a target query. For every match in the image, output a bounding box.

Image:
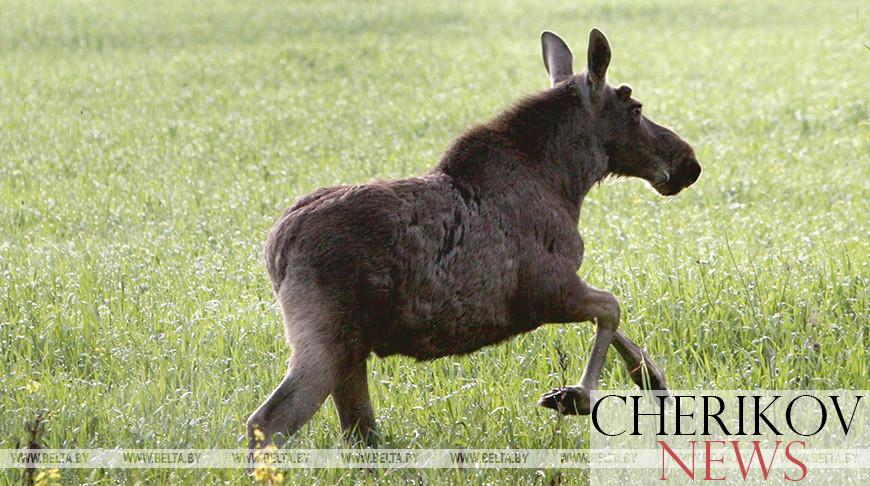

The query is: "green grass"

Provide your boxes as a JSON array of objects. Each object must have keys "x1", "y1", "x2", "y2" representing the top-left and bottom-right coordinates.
[{"x1": 1, "y1": 0, "x2": 867, "y2": 483}]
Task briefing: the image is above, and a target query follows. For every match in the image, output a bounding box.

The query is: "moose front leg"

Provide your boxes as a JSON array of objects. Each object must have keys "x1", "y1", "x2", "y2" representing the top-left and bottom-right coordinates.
[
  {"x1": 611, "y1": 331, "x2": 671, "y2": 397},
  {"x1": 539, "y1": 279, "x2": 619, "y2": 415}
]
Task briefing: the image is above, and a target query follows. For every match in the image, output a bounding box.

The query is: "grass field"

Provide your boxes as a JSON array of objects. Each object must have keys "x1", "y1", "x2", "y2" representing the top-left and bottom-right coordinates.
[{"x1": 1, "y1": 0, "x2": 868, "y2": 483}]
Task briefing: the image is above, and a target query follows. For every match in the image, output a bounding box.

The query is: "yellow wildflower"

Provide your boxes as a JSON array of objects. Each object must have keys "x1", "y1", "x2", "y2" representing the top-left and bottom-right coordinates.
[
  {"x1": 34, "y1": 468, "x2": 61, "y2": 486},
  {"x1": 252, "y1": 444, "x2": 284, "y2": 485}
]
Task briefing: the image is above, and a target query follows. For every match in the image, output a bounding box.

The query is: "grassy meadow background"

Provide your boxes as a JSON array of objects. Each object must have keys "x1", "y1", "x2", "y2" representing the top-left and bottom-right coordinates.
[{"x1": 1, "y1": 0, "x2": 867, "y2": 483}]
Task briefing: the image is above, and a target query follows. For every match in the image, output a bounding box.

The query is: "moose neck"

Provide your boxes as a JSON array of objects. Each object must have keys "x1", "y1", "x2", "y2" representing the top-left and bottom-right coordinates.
[{"x1": 436, "y1": 85, "x2": 608, "y2": 219}]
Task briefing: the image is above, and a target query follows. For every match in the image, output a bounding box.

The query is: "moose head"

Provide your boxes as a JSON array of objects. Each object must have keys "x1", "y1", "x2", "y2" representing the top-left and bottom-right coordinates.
[{"x1": 541, "y1": 29, "x2": 701, "y2": 195}]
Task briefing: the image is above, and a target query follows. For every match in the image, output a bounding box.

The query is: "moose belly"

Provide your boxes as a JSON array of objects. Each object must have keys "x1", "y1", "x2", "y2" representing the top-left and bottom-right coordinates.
[{"x1": 373, "y1": 319, "x2": 541, "y2": 361}]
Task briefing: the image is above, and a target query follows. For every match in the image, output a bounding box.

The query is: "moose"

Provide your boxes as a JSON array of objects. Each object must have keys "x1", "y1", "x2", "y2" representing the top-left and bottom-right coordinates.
[{"x1": 247, "y1": 28, "x2": 701, "y2": 448}]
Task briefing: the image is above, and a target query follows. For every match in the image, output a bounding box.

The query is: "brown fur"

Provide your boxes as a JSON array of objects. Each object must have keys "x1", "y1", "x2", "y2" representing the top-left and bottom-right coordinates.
[{"x1": 247, "y1": 29, "x2": 701, "y2": 448}]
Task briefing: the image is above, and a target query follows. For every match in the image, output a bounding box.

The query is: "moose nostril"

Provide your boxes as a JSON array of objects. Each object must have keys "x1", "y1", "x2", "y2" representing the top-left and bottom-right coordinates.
[{"x1": 683, "y1": 160, "x2": 701, "y2": 185}]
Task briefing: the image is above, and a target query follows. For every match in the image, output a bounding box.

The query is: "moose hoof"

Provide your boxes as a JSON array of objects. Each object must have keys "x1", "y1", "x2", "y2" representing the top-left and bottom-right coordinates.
[{"x1": 538, "y1": 386, "x2": 592, "y2": 415}]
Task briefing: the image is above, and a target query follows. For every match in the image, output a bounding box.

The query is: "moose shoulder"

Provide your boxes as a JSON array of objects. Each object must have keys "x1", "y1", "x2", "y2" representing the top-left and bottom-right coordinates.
[{"x1": 248, "y1": 29, "x2": 701, "y2": 449}]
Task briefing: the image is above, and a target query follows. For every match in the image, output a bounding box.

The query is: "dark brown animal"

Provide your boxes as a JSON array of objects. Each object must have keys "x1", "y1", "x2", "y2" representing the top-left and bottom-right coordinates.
[{"x1": 247, "y1": 29, "x2": 700, "y2": 448}]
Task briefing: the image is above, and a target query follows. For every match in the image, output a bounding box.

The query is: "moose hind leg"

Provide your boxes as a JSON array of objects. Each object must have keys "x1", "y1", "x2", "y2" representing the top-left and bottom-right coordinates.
[
  {"x1": 332, "y1": 360, "x2": 377, "y2": 447},
  {"x1": 246, "y1": 338, "x2": 348, "y2": 450}
]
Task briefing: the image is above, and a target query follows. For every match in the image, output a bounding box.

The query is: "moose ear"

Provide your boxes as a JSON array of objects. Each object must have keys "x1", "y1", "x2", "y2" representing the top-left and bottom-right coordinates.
[
  {"x1": 541, "y1": 31, "x2": 573, "y2": 86},
  {"x1": 586, "y1": 28, "x2": 611, "y2": 88}
]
